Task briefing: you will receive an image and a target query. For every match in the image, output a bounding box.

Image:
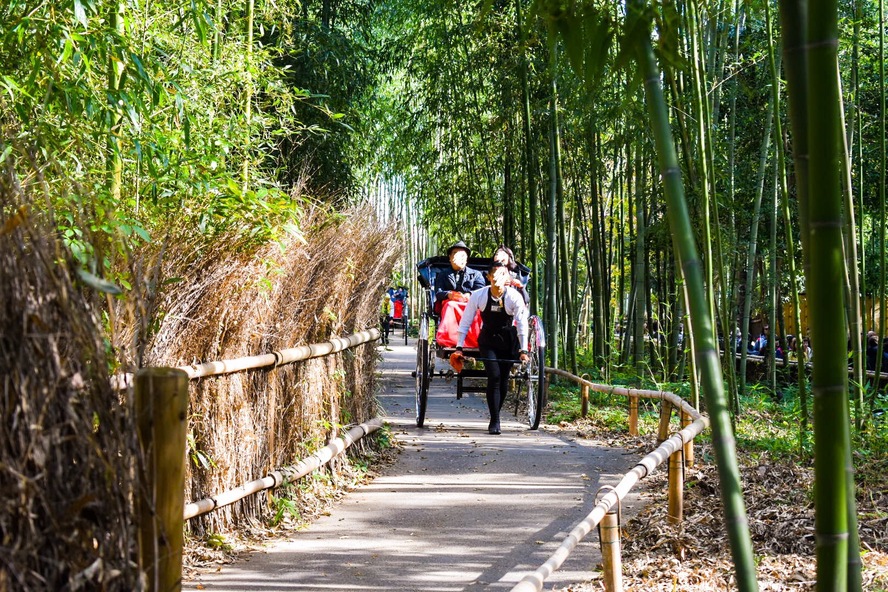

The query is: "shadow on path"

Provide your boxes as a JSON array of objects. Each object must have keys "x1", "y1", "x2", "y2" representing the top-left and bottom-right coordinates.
[{"x1": 185, "y1": 338, "x2": 648, "y2": 591}]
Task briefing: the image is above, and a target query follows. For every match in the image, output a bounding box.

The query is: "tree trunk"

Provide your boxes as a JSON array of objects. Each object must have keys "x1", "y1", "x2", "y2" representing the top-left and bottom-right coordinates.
[
  {"x1": 518, "y1": 0, "x2": 539, "y2": 316},
  {"x1": 107, "y1": 1, "x2": 125, "y2": 204},
  {"x1": 545, "y1": 40, "x2": 560, "y2": 369},
  {"x1": 739, "y1": 99, "x2": 773, "y2": 401}
]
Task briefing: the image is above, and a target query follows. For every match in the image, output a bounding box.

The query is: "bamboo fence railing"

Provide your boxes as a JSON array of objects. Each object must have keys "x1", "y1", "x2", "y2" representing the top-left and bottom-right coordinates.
[
  {"x1": 133, "y1": 328, "x2": 382, "y2": 592},
  {"x1": 137, "y1": 332, "x2": 707, "y2": 592},
  {"x1": 509, "y1": 368, "x2": 709, "y2": 592}
]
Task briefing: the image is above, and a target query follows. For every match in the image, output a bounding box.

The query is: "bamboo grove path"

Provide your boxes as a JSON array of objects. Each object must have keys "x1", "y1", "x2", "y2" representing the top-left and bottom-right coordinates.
[{"x1": 184, "y1": 338, "x2": 649, "y2": 591}]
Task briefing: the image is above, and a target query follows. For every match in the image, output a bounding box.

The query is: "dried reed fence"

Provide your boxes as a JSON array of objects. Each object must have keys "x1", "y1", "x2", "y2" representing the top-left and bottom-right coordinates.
[
  {"x1": 130, "y1": 205, "x2": 401, "y2": 536},
  {"x1": 510, "y1": 368, "x2": 709, "y2": 592},
  {"x1": 1, "y1": 193, "x2": 140, "y2": 588},
  {"x1": 2, "y1": 161, "x2": 400, "y2": 589}
]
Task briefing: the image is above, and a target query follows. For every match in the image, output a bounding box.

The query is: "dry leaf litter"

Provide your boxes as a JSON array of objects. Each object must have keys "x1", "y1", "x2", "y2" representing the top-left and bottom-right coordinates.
[{"x1": 551, "y1": 416, "x2": 888, "y2": 591}]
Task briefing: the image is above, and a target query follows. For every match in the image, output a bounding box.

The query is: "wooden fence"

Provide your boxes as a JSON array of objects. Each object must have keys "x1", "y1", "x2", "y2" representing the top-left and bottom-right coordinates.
[
  {"x1": 509, "y1": 368, "x2": 709, "y2": 592},
  {"x1": 132, "y1": 329, "x2": 382, "y2": 592},
  {"x1": 133, "y1": 332, "x2": 708, "y2": 592}
]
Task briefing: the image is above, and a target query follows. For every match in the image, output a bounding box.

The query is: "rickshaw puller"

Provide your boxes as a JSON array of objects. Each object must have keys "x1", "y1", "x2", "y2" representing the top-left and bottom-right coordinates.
[{"x1": 451, "y1": 261, "x2": 529, "y2": 435}]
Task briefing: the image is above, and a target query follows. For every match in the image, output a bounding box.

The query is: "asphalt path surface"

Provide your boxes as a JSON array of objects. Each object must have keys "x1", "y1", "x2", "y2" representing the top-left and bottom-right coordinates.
[{"x1": 185, "y1": 338, "x2": 646, "y2": 591}]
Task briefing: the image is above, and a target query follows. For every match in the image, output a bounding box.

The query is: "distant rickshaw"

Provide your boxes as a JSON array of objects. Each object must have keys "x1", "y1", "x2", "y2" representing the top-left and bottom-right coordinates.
[
  {"x1": 413, "y1": 256, "x2": 547, "y2": 429},
  {"x1": 388, "y1": 286, "x2": 409, "y2": 345}
]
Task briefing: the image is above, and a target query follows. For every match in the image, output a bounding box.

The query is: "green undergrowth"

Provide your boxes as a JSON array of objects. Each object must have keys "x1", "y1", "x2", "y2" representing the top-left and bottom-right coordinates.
[{"x1": 544, "y1": 373, "x2": 888, "y2": 485}]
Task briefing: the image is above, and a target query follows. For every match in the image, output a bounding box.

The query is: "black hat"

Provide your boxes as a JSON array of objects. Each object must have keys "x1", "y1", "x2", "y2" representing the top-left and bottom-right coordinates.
[{"x1": 447, "y1": 240, "x2": 471, "y2": 257}]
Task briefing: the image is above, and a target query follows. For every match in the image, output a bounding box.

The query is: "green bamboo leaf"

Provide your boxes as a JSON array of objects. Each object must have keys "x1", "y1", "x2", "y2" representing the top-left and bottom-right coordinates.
[
  {"x1": 133, "y1": 226, "x2": 151, "y2": 242},
  {"x1": 183, "y1": 114, "x2": 191, "y2": 147},
  {"x1": 191, "y1": 0, "x2": 207, "y2": 44},
  {"x1": 58, "y1": 37, "x2": 74, "y2": 66},
  {"x1": 129, "y1": 53, "x2": 152, "y2": 87},
  {"x1": 73, "y1": 0, "x2": 88, "y2": 27},
  {"x1": 76, "y1": 269, "x2": 122, "y2": 295},
  {"x1": 226, "y1": 178, "x2": 242, "y2": 197}
]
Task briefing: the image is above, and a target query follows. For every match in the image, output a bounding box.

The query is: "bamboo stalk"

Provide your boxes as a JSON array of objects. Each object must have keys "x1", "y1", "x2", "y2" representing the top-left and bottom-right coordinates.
[
  {"x1": 136, "y1": 367, "x2": 189, "y2": 592},
  {"x1": 681, "y1": 409, "x2": 694, "y2": 467},
  {"x1": 805, "y1": 0, "x2": 856, "y2": 587},
  {"x1": 780, "y1": 0, "x2": 813, "y2": 434},
  {"x1": 581, "y1": 384, "x2": 590, "y2": 418},
  {"x1": 657, "y1": 399, "x2": 672, "y2": 444},
  {"x1": 627, "y1": 3, "x2": 758, "y2": 589}
]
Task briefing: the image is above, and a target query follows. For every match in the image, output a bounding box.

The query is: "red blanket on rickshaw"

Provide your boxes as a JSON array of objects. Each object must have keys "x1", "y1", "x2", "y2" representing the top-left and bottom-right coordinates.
[{"x1": 435, "y1": 300, "x2": 482, "y2": 349}]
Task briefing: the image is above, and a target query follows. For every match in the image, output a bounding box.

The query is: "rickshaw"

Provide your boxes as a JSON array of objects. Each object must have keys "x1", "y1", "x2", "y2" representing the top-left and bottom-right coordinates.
[
  {"x1": 413, "y1": 256, "x2": 547, "y2": 430},
  {"x1": 388, "y1": 287, "x2": 409, "y2": 345}
]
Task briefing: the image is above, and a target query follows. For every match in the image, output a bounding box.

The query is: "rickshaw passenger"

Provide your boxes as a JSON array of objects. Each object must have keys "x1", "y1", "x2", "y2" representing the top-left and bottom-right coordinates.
[
  {"x1": 434, "y1": 240, "x2": 486, "y2": 313},
  {"x1": 451, "y1": 261, "x2": 529, "y2": 435},
  {"x1": 492, "y1": 245, "x2": 529, "y2": 305},
  {"x1": 391, "y1": 286, "x2": 406, "y2": 319}
]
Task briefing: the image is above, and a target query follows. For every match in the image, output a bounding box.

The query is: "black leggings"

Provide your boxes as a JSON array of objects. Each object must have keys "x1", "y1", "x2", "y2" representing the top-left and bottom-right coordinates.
[{"x1": 480, "y1": 347, "x2": 514, "y2": 426}]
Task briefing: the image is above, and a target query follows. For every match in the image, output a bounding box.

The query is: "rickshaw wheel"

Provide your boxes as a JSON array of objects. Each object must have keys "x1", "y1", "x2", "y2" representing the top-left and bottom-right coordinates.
[
  {"x1": 415, "y1": 314, "x2": 431, "y2": 427},
  {"x1": 525, "y1": 315, "x2": 547, "y2": 430}
]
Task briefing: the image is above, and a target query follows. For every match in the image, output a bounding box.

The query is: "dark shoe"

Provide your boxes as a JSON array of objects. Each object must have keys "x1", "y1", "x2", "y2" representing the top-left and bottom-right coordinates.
[{"x1": 488, "y1": 421, "x2": 501, "y2": 435}]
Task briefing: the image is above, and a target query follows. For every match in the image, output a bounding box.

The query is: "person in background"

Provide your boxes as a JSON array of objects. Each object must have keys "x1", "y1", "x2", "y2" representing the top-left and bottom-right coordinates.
[
  {"x1": 865, "y1": 332, "x2": 878, "y2": 372},
  {"x1": 786, "y1": 335, "x2": 799, "y2": 362},
  {"x1": 392, "y1": 285, "x2": 408, "y2": 323},
  {"x1": 450, "y1": 261, "x2": 529, "y2": 435},
  {"x1": 750, "y1": 325, "x2": 769, "y2": 355},
  {"x1": 380, "y1": 289, "x2": 393, "y2": 345},
  {"x1": 433, "y1": 240, "x2": 486, "y2": 315},
  {"x1": 880, "y1": 337, "x2": 888, "y2": 374},
  {"x1": 492, "y1": 245, "x2": 529, "y2": 304}
]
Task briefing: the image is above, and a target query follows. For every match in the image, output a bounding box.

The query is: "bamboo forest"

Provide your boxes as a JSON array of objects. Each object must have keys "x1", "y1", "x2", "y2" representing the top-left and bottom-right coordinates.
[{"x1": 2, "y1": 0, "x2": 888, "y2": 590}]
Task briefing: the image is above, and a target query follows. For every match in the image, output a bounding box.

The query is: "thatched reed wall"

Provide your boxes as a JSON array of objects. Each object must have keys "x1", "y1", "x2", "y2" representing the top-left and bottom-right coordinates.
[
  {"x1": 138, "y1": 205, "x2": 400, "y2": 535},
  {"x1": 0, "y1": 203, "x2": 140, "y2": 589},
  {"x1": 2, "y1": 169, "x2": 399, "y2": 587}
]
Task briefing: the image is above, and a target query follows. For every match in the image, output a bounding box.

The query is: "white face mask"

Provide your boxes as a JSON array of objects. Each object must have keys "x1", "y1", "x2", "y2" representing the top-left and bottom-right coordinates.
[
  {"x1": 450, "y1": 250, "x2": 468, "y2": 269},
  {"x1": 490, "y1": 267, "x2": 509, "y2": 290}
]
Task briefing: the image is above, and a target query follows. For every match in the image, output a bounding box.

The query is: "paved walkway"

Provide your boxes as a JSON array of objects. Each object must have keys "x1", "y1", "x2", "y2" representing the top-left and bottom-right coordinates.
[{"x1": 185, "y1": 339, "x2": 645, "y2": 591}]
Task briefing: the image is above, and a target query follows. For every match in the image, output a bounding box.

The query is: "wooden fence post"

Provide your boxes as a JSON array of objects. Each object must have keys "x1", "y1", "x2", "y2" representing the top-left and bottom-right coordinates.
[
  {"x1": 656, "y1": 399, "x2": 672, "y2": 443},
  {"x1": 136, "y1": 367, "x2": 189, "y2": 592},
  {"x1": 580, "y1": 373, "x2": 591, "y2": 418},
  {"x1": 681, "y1": 409, "x2": 694, "y2": 467},
  {"x1": 628, "y1": 394, "x2": 638, "y2": 436},
  {"x1": 599, "y1": 506, "x2": 623, "y2": 592},
  {"x1": 667, "y1": 447, "x2": 684, "y2": 525}
]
